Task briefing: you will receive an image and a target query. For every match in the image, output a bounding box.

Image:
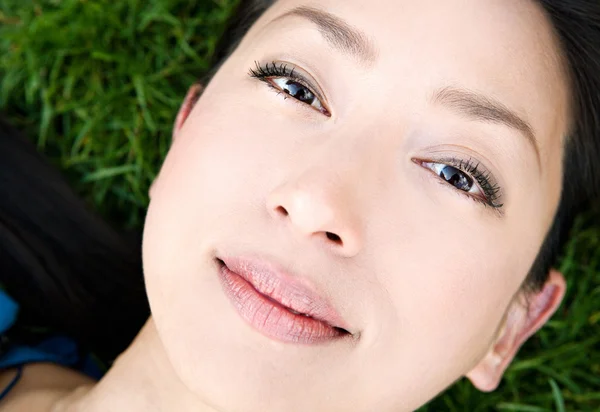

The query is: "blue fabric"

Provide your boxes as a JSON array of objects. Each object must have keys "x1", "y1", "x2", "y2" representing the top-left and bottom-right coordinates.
[
  {"x1": 0, "y1": 288, "x2": 105, "y2": 391},
  {"x1": 0, "y1": 292, "x2": 18, "y2": 333}
]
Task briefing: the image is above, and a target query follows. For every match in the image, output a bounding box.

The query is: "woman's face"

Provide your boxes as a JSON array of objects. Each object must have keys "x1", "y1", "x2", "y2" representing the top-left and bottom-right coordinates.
[{"x1": 142, "y1": 0, "x2": 569, "y2": 410}]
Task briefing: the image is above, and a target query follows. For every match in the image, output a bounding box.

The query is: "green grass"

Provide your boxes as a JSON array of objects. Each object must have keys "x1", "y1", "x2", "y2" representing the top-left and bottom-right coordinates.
[
  {"x1": 0, "y1": 1, "x2": 598, "y2": 411},
  {"x1": 0, "y1": 0, "x2": 235, "y2": 227}
]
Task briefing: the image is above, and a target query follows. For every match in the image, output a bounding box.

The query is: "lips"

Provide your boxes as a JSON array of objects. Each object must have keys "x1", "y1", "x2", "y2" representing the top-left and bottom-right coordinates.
[{"x1": 216, "y1": 254, "x2": 351, "y2": 344}]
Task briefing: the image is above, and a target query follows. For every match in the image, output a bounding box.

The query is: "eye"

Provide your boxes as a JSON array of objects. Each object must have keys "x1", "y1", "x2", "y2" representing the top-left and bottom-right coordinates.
[
  {"x1": 415, "y1": 157, "x2": 503, "y2": 211},
  {"x1": 423, "y1": 162, "x2": 477, "y2": 193},
  {"x1": 419, "y1": 161, "x2": 494, "y2": 207},
  {"x1": 269, "y1": 78, "x2": 327, "y2": 114},
  {"x1": 249, "y1": 61, "x2": 330, "y2": 116}
]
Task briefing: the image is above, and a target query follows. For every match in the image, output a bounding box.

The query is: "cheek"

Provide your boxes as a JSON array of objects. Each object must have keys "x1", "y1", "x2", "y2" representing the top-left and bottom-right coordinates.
[
  {"x1": 149, "y1": 91, "x2": 281, "y2": 216},
  {"x1": 143, "y1": 95, "x2": 269, "y2": 304},
  {"x1": 360, "y1": 191, "x2": 533, "y2": 387}
]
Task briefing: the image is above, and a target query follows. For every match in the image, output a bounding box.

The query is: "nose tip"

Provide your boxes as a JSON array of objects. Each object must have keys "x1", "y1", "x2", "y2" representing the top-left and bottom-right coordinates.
[
  {"x1": 272, "y1": 204, "x2": 344, "y2": 244},
  {"x1": 267, "y1": 189, "x2": 363, "y2": 257}
]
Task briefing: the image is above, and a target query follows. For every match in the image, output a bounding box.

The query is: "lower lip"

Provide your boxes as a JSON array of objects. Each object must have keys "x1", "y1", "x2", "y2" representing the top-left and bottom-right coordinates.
[{"x1": 217, "y1": 261, "x2": 345, "y2": 344}]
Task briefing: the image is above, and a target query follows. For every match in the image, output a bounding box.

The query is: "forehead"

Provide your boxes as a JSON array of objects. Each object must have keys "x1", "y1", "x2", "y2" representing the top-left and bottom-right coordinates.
[{"x1": 251, "y1": 0, "x2": 570, "y2": 158}]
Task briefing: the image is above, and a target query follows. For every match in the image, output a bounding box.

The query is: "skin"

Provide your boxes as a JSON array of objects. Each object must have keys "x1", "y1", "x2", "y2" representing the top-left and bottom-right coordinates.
[{"x1": 0, "y1": 0, "x2": 571, "y2": 411}]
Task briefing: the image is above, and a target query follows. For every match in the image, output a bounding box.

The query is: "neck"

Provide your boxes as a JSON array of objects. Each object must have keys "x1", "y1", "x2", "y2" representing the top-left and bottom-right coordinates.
[{"x1": 53, "y1": 317, "x2": 218, "y2": 412}]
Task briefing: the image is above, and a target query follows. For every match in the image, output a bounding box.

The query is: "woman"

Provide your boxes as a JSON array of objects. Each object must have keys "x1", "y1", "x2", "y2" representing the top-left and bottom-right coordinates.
[{"x1": 0, "y1": 0, "x2": 599, "y2": 410}]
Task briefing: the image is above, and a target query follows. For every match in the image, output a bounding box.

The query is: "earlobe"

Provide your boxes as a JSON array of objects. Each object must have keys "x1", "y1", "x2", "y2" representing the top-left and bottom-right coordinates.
[
  {"x1": 466, "y1": 270, "x2": 566, "y2": 392},
  {"x1": 173, "y1": 82, "x2": 204, "y2": 140}
]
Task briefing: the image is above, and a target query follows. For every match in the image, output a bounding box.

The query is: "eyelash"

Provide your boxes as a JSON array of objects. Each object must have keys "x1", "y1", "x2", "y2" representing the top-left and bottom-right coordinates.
[
  {"x1": 248, "y1": 61, "x2": 330, "y2": 116},
  {"x1": 416, "y1": 156, "x2": 504, "y2": 211}
]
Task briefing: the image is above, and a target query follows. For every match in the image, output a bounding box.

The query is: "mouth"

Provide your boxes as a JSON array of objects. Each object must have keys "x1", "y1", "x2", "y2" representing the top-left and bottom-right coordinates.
[{"x1": 215, "y1": 255, "x2": 352, "y2": 345}]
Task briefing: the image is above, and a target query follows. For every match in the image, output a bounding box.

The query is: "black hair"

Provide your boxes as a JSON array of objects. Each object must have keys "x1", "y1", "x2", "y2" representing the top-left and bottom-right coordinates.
[
  {"x1": 525, "y1": 1, "x2": 600, "y2": 291},
  {"x1": 0, "y1": 117, "x2": 149, "y2": 365},
  {"x1": 1, "y1": 0, "x2": 599, "y2": 365}
]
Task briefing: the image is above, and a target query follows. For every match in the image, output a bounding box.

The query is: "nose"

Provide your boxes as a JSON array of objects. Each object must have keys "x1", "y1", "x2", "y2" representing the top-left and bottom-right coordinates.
[{"x1": 266, "y1": 160, "x2": 365, "y2": 258}]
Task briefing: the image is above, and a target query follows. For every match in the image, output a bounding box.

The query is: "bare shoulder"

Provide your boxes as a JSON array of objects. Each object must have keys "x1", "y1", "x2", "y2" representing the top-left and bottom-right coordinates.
[{"x1": 0, "y1": 363, "x2": 95, "y2": 411}]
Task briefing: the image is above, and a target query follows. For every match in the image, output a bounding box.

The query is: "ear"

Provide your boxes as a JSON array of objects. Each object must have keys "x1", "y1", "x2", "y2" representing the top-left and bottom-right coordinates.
[
  {"x1": 466, "y1": 269, "x2": 566, "y2": 392},
  {"x1": 173, "y1": 82, "x2": 204, "y2": 141},
  {"x1": 150, "y1": 83, "x2": 204, "y2": 200}
]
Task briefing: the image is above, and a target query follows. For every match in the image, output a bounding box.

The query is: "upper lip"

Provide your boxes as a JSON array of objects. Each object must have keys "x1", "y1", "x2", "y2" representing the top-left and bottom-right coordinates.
[{"x1": 217, "y1": 253, "x2": 350, "y2": 332}]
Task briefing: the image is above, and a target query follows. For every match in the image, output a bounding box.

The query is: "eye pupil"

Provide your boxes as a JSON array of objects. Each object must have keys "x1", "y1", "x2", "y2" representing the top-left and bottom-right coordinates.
[
  {"x1": 439, "y1": 165, "x2": 473, "y2": 191},
  {"x1": 284, "y1": 80, "x2": 314, "y2": 103}
]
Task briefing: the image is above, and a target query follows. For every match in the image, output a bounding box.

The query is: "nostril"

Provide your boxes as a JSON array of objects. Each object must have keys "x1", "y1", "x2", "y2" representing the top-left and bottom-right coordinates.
[
  {"x1": 275, "y1": 205, "x2": 289, "y2": 216},
  {"x1": 326, "y1": 232, "x2": 341, "y2": 243}
]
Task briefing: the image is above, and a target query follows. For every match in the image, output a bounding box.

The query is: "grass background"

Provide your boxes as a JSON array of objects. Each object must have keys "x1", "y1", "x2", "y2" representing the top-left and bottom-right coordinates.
[{"x1": 0, "y1": 0, "x2": 598, "y2": 410}]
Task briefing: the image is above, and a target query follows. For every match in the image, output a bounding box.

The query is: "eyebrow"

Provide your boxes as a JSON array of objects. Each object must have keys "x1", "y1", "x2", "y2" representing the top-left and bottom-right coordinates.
[
  {"x1": 271, "y1": 6, "x2": 378, "y2": 65},
  {"x1": 431, "y1": 87, "x2": 541, "y2": 164}
]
